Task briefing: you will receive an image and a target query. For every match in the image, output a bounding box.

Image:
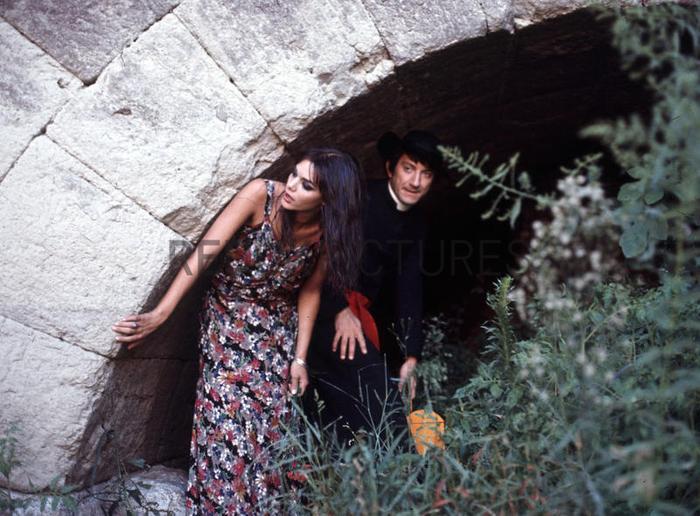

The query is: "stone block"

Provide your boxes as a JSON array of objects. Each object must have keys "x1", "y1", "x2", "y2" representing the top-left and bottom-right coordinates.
[
  {"x1": 0, "y1": 136, "x2": 187, "y2": 356},
  {"x1": 0, "y1": 19, "x2": 81, "y2": 180},
  {"x1": 0, "y1": 0, "x2": 181, "y2": 82},
  {"x1": 0, "y1": 315, "x2": 109, "y2": 490},
  {"x1": 361, "y1": 0, "x2": 493, "y2": 65},
  {"x1": 176, "y1": 0, "x2": 393, "y2": 142},
  {"x1": 512, "y1": 0, "x2": 653, "y2": 29},
  {"x1": 11, "y1": 465, "x2": 187, "y2": 515},
  {"x1": 513, "y1": 0, "x2": 591, "y2": 28},
  {"x1": 483, "y1": 0, "x2": 516, "y2": 33},
  {"x1": 47, "y1": 13, "x2": 282, "y2": 239}
]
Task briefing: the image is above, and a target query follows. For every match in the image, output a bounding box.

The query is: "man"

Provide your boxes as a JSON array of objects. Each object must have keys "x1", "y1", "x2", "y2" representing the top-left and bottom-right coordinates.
[{"x1": 304, "y1": 130, "x2": 442, "y2": 444}]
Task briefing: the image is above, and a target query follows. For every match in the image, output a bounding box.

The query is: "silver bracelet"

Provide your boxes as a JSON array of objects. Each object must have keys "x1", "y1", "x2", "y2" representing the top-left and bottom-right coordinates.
[{"x1": 292, "y1": 357, "x2": 307, "y2": 368}]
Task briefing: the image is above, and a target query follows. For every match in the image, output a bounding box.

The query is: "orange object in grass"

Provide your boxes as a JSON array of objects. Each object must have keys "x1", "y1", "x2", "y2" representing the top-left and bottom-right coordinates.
[{"x1": 407, "y1": 409, "x2": 445, "y2": 455}]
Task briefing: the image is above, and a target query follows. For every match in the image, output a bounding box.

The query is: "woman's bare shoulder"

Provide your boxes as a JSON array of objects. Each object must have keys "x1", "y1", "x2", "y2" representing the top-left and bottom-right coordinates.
[{"x1": 234, "y1": 178, "x2": 268, "y2": 206}]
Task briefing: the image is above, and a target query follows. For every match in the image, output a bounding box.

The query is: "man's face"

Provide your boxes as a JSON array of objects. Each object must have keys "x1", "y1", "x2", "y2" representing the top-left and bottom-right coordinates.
[{"x1": 387, "y1": 154, "x2": 434, "y2": 206}]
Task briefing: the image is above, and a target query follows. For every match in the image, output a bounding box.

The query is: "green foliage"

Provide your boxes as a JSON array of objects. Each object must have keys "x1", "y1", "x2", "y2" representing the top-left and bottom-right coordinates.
[
  {"x1": 451, "y1": 279, "x2": 700, "y2": 514},
  {"x1": 0, "y1": 424, "x2": 26, "y2": 512},
  {"x1": 583, "y1": 4, "x2": 700, "y2": 260},
  {"x1": 444, "y1": 5, "x2": 700, "y2": 513},
  {"x1": 510, "y1": 157, "x2": 629, "y2": 325},
  {"x1": 414, "y1": 316, "x2": 451, "y2": 400},
  {"x1": 440, "y1": 147, "x2": 553, "y2": 227},
  {"x1": 484, "y1": 276, "x2": 516, "y2": 370}
]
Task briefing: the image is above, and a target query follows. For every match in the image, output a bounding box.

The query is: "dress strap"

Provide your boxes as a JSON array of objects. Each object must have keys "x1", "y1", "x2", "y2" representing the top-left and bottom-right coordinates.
[{"x1": 263, "y1": 179, "x2": 275, "y2": 221}]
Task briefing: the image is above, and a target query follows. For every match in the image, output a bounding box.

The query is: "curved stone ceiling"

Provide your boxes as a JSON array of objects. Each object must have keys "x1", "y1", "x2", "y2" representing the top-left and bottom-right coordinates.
[{"x1": 0, "y1": 0, "x2": 669, "y2": 490}]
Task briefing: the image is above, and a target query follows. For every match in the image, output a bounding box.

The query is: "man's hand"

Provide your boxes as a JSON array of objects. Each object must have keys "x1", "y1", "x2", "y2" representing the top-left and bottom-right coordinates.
[
  {"x1": 399, "y1": 357, "x2": 418, "y2": 400},
  {"x1": 332, "y1": 307, "x2": 367, "y2": 360}
]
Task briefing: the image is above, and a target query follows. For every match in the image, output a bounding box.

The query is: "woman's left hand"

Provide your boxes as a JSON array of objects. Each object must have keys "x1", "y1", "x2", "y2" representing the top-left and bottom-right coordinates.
[{"x1": 289, "y1": 362, "x2": 309, "y2": 396}]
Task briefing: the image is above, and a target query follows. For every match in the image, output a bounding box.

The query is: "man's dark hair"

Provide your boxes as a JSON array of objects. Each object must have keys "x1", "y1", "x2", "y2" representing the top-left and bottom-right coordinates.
[{"x1": 377, "y1": 130, "x2": 443, "y2": 174}]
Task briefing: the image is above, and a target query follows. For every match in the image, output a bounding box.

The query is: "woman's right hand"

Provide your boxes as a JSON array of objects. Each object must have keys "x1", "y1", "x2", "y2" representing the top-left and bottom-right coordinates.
[
  {"x1": 288, "y1": 361, "x2": 309, "y2": 397},
  {"x1": 111, "y1": 310, "x2": 166, "y2": 350}
]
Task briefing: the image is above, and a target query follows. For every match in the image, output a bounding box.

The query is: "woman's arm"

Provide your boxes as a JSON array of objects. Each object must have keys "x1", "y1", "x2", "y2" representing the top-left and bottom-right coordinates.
[
  {"x1": 112, "y1": 178, "x2": 268, "y2": 348},
  {"x1": 288, "y1": 253, "x2": 327, "y2": 395},
  {"x1": 150, "y1": 179, "x2": 267, "y2": 322}
]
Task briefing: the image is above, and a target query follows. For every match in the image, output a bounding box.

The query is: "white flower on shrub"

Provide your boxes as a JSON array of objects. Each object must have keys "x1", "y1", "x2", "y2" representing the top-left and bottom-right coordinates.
[
  {"x1": 583, "y1": 363, "x2": 596, "y2": 378},
  {"x1": 513, "y1": 172, "x2": 626, "y2": 322}
]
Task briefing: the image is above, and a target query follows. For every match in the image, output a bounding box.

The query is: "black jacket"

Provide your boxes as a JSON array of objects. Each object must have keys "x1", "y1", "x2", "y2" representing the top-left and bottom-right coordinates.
[{"x1": 318, "y1": 179, "x2": 426, "y2": 359}]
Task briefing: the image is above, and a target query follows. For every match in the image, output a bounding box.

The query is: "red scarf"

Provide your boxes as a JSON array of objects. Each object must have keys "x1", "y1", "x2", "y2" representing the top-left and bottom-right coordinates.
[{"x1": 344, "y1": 291, "x2": 380, "y2": 351}]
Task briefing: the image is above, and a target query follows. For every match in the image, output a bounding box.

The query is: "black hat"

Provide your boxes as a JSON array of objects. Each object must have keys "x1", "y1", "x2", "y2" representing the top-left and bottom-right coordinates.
[{"x1": 377, "y1": 130, "x2": 443, "y2": 174}]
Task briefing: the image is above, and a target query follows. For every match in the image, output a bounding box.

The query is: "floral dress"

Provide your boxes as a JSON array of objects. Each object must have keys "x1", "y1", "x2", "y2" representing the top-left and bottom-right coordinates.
[{"x1": 186, "y1": 180, "x2": 320, "y2": 515}]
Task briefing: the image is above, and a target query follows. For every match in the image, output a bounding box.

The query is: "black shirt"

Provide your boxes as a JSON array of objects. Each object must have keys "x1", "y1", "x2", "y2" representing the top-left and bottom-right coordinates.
[{"x1": 319, "y1": 179, "x2": 426, "y2": 359}]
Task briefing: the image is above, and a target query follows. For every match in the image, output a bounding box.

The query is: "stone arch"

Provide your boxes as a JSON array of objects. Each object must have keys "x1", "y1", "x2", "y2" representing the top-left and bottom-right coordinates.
[{"x1": 0, "y1": 0, "x2": 662, "y2": 489}]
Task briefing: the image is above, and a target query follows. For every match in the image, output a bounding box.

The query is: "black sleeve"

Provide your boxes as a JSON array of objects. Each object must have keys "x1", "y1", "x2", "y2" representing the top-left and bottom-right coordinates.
[
  {"x1": 357, "y1": 236, "x2": 386, "y2": 305},
  {"x1": 395, "y1": 235, "x2": 424, "y2": 360},
  {"x1": 317, "y1": 281, "x2": 348, "y2": 321}
]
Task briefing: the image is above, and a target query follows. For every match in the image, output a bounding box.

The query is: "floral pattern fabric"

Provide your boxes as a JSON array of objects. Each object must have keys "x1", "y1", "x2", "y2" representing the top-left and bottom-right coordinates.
[{"x1": 186, "y1": 180, "x2": 320, "y2": 515}]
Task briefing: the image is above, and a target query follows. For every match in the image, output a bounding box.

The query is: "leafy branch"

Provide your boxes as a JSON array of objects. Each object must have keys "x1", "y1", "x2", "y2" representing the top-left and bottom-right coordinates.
[{"x1": 439, "y1": 145, "x2": 553, "y2": 228}]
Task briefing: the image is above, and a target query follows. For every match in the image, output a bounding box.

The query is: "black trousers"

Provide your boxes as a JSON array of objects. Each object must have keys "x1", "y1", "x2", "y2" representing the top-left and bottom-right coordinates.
[{"x1": 303, "y1": 316, "x2": 407, "y2": 446}]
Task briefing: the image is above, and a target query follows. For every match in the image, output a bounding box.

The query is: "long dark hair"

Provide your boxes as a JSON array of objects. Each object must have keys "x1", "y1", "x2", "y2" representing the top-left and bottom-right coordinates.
[{"x1": 279, "y1": 148, "x2": 364, "y2": 293}]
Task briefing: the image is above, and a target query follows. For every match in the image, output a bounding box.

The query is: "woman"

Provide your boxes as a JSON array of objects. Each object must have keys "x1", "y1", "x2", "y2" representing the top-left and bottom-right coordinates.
[{"x1": 111, "y1": 148, "x2": 363, "y2": 514}]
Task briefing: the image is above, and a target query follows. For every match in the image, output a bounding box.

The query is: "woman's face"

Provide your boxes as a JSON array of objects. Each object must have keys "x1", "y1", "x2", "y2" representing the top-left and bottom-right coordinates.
[{"x1": 281, "y1": 159, "x2": 323, "y2": 212}]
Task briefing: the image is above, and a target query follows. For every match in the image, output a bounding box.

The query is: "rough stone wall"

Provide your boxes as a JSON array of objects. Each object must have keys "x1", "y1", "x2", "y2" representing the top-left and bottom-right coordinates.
[{"x1": 0, "y1": 0, "x2": 662, "y2": 491}]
